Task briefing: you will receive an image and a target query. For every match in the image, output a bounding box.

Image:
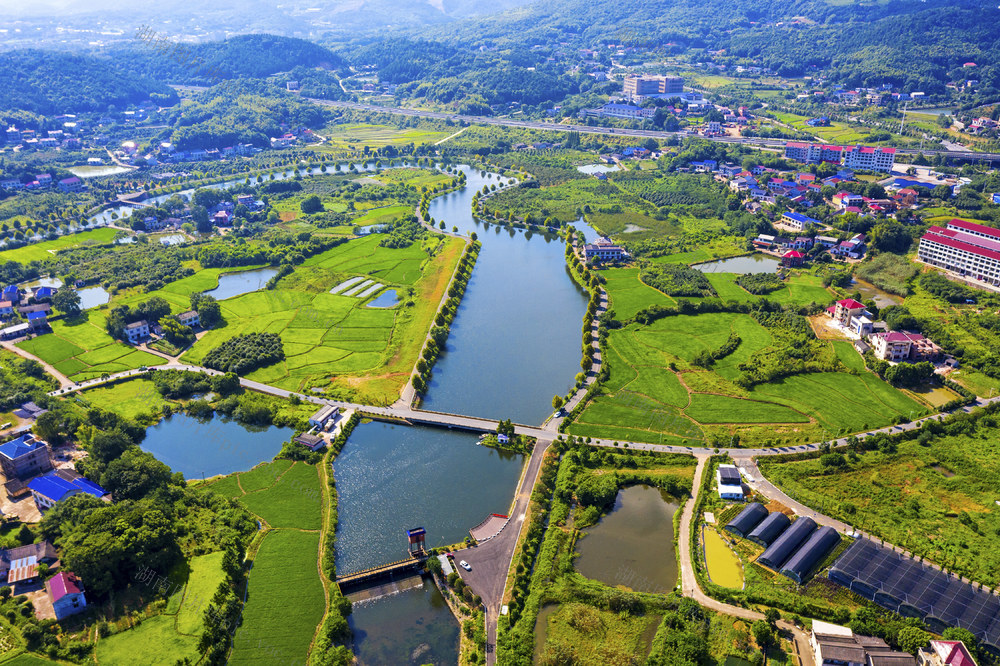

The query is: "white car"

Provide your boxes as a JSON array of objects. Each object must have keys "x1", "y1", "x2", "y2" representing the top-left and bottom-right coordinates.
[{"x1": 459, "y1": 560, "x2": 471, "y2": 571}]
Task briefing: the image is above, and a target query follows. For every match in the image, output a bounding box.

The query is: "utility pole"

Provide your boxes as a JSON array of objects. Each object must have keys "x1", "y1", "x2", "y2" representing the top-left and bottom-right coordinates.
[{"x1": 898, "y1": 100, "x2": 910, "y2": 135}]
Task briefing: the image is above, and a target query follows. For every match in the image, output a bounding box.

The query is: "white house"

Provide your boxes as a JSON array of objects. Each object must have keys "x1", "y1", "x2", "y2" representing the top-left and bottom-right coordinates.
[
  {"x1": 124, "y1": 320, "x2": 150, "y2": 343},
  {"x1": 716, "y1": 465, "x2": 744, "y2": 500}
]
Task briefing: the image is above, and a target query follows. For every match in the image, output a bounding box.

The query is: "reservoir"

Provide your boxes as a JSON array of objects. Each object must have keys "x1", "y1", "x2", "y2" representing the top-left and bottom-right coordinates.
[
  {"x1": 694, "y1": 253, "x2": 781, "y2": 274},
  {"x1": 574, "y1": 485, "x2": 679, "y2": 593},
  {"x1": 206, "y1": 267, "x2": 279, "y2": 300},
  {"x1": 139, "y1": 413, "x2": 293, "y2": 479},
  {"x1": 419, "y1": 165, "x2": 590, "y2": 424}
]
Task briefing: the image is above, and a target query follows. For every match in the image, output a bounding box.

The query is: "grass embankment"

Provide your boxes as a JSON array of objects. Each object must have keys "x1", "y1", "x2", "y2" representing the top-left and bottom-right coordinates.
[
  {"x1": 759, "y1": 413, "x2": 1000, "y2": 587},
  {"x1": 0, "y1": 227, "x2": 119, "y2": 264},
  {"x1": 181, "y1": 233, "x2": 463, "y2": 403},
  {"x1": 208, "y1": 460, "x2": 327, "y2": 664},
  {"x1": 94, "y1": 552, "x2": 226, "y2": 665}
]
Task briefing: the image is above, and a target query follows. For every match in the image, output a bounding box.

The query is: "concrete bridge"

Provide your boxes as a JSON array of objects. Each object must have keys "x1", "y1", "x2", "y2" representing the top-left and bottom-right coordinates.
[{"x1": 335, "y1": 555, "x2": 427, "y2": 591}]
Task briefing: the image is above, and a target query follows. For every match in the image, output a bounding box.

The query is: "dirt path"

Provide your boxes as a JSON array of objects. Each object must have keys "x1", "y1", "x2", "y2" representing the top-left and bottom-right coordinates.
[{"x1": 1, "y1": 340, "x2": 73, "y2": 388}]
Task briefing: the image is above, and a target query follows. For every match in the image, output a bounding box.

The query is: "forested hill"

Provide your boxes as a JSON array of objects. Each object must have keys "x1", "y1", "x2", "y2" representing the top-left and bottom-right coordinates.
[
  {"x1": 0, "y1": 50, "x2": 178, "y2": 114},
  {"x1": 114, "y1": 34, "x2": 345, "y2": 82},
  {"x1": 423, "y1": 0, "x2": 1000, "y2": 93}
]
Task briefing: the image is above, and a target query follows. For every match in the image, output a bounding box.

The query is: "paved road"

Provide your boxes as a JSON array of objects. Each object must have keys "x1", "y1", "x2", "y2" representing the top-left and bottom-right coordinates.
[
  {"x1": 311, "y1": 99, "x2": 1000, "y2": 162},
  {"x1": 459, "y1": 438, "x2": 552, "y2": 666},
  {"x1": 679, "y1": 456, "x2": 815, "y2": 666},
  {"x1": 3, "y1": 341, "x2": 73, "y2": 389}
]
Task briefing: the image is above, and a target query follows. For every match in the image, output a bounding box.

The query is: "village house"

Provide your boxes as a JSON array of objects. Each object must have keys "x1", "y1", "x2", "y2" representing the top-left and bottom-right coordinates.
[
  {"x1": 28, "y1": 469, "x2": 109, "y2": 511},
  {"x1": 780, "y1": 211, "x2": 820, "y2": 232},
  {"x1": 829, "y1": 299, "x2": 869, "y2": 329},
  {"x1": 716, "y1": 465, "x2": 744, "y2": 500},
  {"x1": 294, "y1": 432, "x2": 325, "y2": 451},
  {"x1": 0, "y1": 542, "x2": 57, "y2": 584},
  {"x1": 918, "y1": 640, "x2": 978, "y2": 666},
  {"x1": 48, "y1": 572, "x2": 87, "y2": 620},
  {"x1": 871, "y1": 331, "x2": 942, "y2": 363},
  {"x1": 0, "y1": 433, "x2": 51, "y2": 480},
  {"x1": 124, "y1": 320, "x2": 150, "y2": 343},
  {"x1": 177, "y1": 311, "x2": 200, "y2": 328},
  {"x1": 584, "y1": 237, "x2": 628, "y2": 262},
  {"x1": 811, "y1": 620, "x2": 915, "y2": 666},
  {"x1": 782, "y1": 250, "x2": 805, "y2": 267}
]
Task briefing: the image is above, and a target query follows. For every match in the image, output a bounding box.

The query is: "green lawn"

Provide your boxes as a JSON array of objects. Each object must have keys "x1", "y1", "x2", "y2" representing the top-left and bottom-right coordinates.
[
  {"x1": 76, "y1": 377, "x2": 170, "y2": 420},
  {"x1": 17, "y1": 313, "x2": 161, "y2": 382},
  {"x1": 237, "y1": 462, "x2": 323, "y2": 530},
  {"x1": 0, "y1": 228, "x2": 119, "y2": 264},
  {"x1": 228, "y1": 530, "x2": 325, "y2": 665},
  {"x1": 180, "y1": 233, "x2": 464, "y2": 403}
]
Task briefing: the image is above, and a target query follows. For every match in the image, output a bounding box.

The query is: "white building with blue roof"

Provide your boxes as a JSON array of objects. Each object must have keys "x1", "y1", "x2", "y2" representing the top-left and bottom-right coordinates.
[{"x1": 28, "y1": 470, "x2": 108, "y2": 511}]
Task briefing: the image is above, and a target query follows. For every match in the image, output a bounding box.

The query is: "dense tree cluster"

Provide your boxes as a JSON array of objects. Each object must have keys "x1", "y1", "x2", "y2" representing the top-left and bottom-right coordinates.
[
  {"x1": 202, "y1": 332, "x2": 284, "y2": 374},
  {"x1": 639, "y1": 262, "x2": 716, "y2": 297}
]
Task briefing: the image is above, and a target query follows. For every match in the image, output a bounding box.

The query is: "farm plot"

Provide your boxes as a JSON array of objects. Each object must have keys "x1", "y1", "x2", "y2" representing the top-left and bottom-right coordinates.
[
  {"x1": 181, "y1": 234, "x2": 464, "y2": 403},
  {"x1": 0, "y1": 227, "x2": 119, "y2": 264},
  {"x1": 237, "y1": 462, "x2": 323, "y2": 530}
]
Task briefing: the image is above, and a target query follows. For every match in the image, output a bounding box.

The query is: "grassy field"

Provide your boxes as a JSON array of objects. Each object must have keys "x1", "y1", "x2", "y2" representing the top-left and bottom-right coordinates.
[
  {"x1": 180, "y1": 233, "x2": 464, "y2": 403},
  {"x1": 769, "y1": 111, "x2": 873, "y2": 145},
  {"x1": 760, "y1": 428, "x2": 1000, "y2": 587},
  {"x1": 76, "y1": 377, "x2": 170, "y2": 419},
  {"x1": 315, "y1": 123, "x2": 452, "y2": 152},
  {"x1": 228, "y1": 530, "x2": 325, "y2": 664},
  {"x1": 94, "y1": 552, "x2": 225, "y2": 665},
  {"x1": 0, "y1": 227, "x2": 119, "y2": 264},
  {"x1": 17, "y1": 314, "x2": 161, "y2": 381},
  {"x1": 570, "y1": 296, "x2": 923, "y2": 446},
  {"x1": 535, "y1": 602, "x2": 660, "y2": 665},
  {"x1": 237, "y1": 462, "x2": 323, "y2": 530}
]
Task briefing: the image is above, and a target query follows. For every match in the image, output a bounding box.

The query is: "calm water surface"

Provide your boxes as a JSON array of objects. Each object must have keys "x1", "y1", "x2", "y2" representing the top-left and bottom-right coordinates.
[
  {"x1": 366, "y1": 289, "x2": 398, "y2": 308},
  {"x1": 694, "y1": 253, "x2": 781, "y2": 274},
  {"x1": 140, "y1": 413, "x2": 292, "y2": 479},
  {"x1": 574, "y1": 485, "x2": 679, "y2": 593},
  {"x1": 206, "y1": 267, "x2": 279, "y2": 300}
]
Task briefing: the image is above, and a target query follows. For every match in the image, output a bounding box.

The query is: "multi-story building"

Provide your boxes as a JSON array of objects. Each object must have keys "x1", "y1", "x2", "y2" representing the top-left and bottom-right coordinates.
[
  {"x1": 841, "y1": 145, "x2": 896, "y2": 172},
  {"x1": 124, "y1": 320, "x2": 150, "y2": 343},
  {"x1": 831, "y1": 298, "x2": 868, "y2": 328},
  {"x1": 870, "y1": 331, "x2": 942, "y2": 362},
  {"x1": 584, "y1": 237, "x2": 628, "y2": 262},
  {"x1": 0, "y1": 434, "x2": 51, "y2": 480},
  {"x1": 917, "y1": 219, "x2": 1000, "y2": 287},
  {"x1": 623, "y1": 75, "x2": 684, "y2": 100},
  {"x1": 780, "y1": 211, "x2": 820, "y2": 231},
  {"x1": 783, "y1": 142, "x2": 844, "y2": 164}
]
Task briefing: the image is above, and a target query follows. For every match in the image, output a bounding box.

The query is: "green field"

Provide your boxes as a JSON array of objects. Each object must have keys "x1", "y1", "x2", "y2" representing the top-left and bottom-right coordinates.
[
  {"x1": 769, "y1": 111, "x2": 873, "y2": 145},
  {"x1": 17, "y1": 313, "x2": 161, "y2": 381},
  {"x1": 180, "y1": 233, "x2": 464, "y2": 403},
  {"x1": 237, "y1": 462, "x2": 323, "y2": 530},
  {"x1": 76, "y1": 377, "x2": 170, "y2": 419},
  {"x1": 94, "y1": 552, "x2": 225, "y2": 665},
  {"x1": 0, "y1": 227, "x2": 120, "y2": 264},
  {"x1": 760, "y1": 424, "x2": 1000, "y2": 586},
  {"x1": 228, "y1": 530, "x2": 325, "y2": 664},
  {"x1": 316, "y1": 122, "x2": 452, "y2": 152},
  {"x1": 570, "y1": 302, "x2": 923, "y2": 446}
]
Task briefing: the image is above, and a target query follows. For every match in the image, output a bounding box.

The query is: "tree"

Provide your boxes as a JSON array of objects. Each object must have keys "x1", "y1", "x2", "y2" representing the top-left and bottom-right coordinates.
[
  {"x1": 552, "y1": 395, "x2": 564, "y2": 410},
  {"x1": 16, "y1": 524, "x2": 33, "y2": 546},
  {"x1": 300, "y1": 195, "x2": 324, "y2": 214},
  {"x1": 101, "y1": 448, "x2": 173, "y2": 500},
  {"x1": 191, "y1": 205, "x2": 211, "y2": 234},
  {"x1": 897, "y1": 626, "x2": 930, "y2": 654},
  {"x1": 751, "y1": 620, "x2": 774, "y2": 652},
  {"x1": 52, "y1": 288, "x2": 81, "y2": 316},
  {"x1": 764, "y1": 608, "x2": 781, "y2": 627}
]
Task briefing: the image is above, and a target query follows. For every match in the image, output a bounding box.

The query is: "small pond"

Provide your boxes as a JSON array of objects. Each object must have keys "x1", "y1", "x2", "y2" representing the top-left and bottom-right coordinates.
[
  {"x1": 850, "y1": 278, "x2": 902, "y2": 308},
  {"x1": 206, "y1": 267, "x2": 279, "y2": 301},
  {"x1": 366, "y1": 289, "x2": 399, "y2": 308},
  {"x1": 574, "y1": 485, "x2": 679, "y2": 593},
  {"x1": 77, "y1": 286, "x2": 110, "y2": 310},
  {"x1": 20, "y1": 277, "x2": 63, "y2": 290},
  {"x1": 68, "y1": 164, "x2": 134, "y2": 179},
  {"x1": 140, "y1": 413, "x2": 293, "y2": 479},
  {"x1": 694, "y1": 254, "x2": 782, "y2": 274},
  {"x1": 157, "y1": 234, "x2": 187, "y2": 246},
  {"x1": 703, "y1": 527, "x2": 744, "y2": 588},
  {"x1": 577, "y1": 164, "x2": 619, "y2": 175}
]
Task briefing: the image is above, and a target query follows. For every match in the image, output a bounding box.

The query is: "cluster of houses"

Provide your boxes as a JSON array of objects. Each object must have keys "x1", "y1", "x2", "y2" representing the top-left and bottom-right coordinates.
[
  {"x1": 0, "y1": 173, "x2": 84, "y2": 194},
  {"x1": 583, "y1": 236, "x2": 629, "y2": 263},
  {"x1": 0, "y1": 285, "x2": 55, "y2": 340},
  {"x1": 136, "y1": 193, "x2": 265, "y2": 234},
  {"x1": 826, "y1": 298, "x2": 943, "y2": 362},
  {"x1": 579, "y1": 90, "x2": 711, "y2": 121},
  {"x1": 753, "y1": 232, "x2": 868, "y2": 264},
  {"x1": 2, "y1": 124, "x2": 84, "y2": 153}
]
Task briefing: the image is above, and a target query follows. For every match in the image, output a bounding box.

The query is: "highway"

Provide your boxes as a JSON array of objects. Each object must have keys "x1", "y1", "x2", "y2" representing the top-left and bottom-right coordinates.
[{"x1": 311, "y1": 99, "x2": 1000, "y2": 163}]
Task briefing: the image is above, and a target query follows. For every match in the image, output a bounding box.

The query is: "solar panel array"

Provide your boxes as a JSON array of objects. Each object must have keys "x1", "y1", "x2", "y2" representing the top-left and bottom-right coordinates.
[{"x1": 829, "y1": 538, "x2": 1000, "y2": 652}]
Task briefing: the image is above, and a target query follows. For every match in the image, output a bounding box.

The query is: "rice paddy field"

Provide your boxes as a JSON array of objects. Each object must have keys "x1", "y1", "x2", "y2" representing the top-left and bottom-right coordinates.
[
  {"x1": 759, "y1": 428, "x2": 1000, "y2": 587},
  {"x1": 568, "y1": 268, "x2": 924, "y2": 446},
  {"x1": 180, "y1": 233, "x2": 464, "y2": 403},
  {"x1": 0, "y1": 227, "x2": 119, "y2": 264}
]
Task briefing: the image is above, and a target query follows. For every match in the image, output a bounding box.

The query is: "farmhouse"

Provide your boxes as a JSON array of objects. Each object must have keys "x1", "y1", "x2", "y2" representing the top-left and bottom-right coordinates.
[
  {"x1": 0, "y1": 433, "x2": 51, "y2": 480},
  {"x1": 28, "y1": 469, "x2": 109, "y2": 511},
  {"x1": 810, "y1": 620, "x2": 915, "y2": 666},
  {"x1": 919, "y1": 640, "x2": 979, "y2": 666},
  {"x1": 782, "y1": 250, "x2": 804, "y2": 267},
  {"x1": 48, "y1": 572, "x2": 87, "y2": 620},
  {"x1": 0, "y1": 541, "x2": 58, "y2": 583},
  {"x1": 0, "y1": 323, "x2": 29, "y2": 340},
  {"x1": 584, "y1": 237, "x2": 628, "y2": 263},
  {"x1": 829, "y1": 299, "x2": 868, "y2": 328},
  {"x1": 716, "y1": 465, "x2": 744, "y2": 500},
  {"x1": 177, "y1": 310, "x2": 200, "y2": 328},
  {"x1": 124, "y1": 320, "x2": 150, "y2": 343},
  {"x1": 780, "y1": 211, "x2": 820, "y2": 232},
  {"x1": 871, "y1": 331, "x2": 941, "y2": 362},
  {"x1": 309, "y1": 405, "x2": 340, "y2": 430}
]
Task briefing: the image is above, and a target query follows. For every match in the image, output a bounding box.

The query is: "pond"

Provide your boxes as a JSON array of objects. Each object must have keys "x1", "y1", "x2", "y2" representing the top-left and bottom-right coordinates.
[
  {"x1": 850, "y1": 278, "x2": 902, "y2": 308},
  {"x1": 20, "y1": 277, "x2": 63, "y2": 290},
  {"x1": 77, "y1": 285, "x2": 110, "y2": 310},
  {"x1": 703, "y1": 527, "x2": 744, "y2": 588},
  {"x1": 366, "y1": 289, "x2": 399, "y2": 308},
  {"x1": 694, "y1": 254, "x2": 782, "y2": 274},
  {"x1": 577, "y1": 164, "x2": 619, "y2": 175},
  {"x1": 205, "y1": 267, "x2": 279, "y2": 301},
  {"x1": 574, "y1": 485, "x2": 679, "y2": 593},
  {"x1": 68, "y1": 164, "x2": 134, "y2": 179},
  {"x1": 348, "y1": 577, "x2": 459, "y2": 666},
  {"x1": 139, "y1": 413, "x2": 293, "y2": 480}
]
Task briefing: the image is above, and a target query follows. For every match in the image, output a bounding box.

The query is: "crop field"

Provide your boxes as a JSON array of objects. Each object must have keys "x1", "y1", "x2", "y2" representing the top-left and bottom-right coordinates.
[
  {"x1": 0, "y1": 227, "x2": 119, "y2": 264},
  {"x1": 769, "y1": 111, "x2": 872, "y2": 144},
  {"x1": 237, "y1": 462, "x2": 323, "y2": 530},
  {"x1": 603, "y1": 268, "x2": 674, "y2": 319},
  {"x1": 95, "y1": 552, "x2": 224, "y2": 665},
  {"x1": 352, "y1": 204, "x2": 412, "y2": 227},
  {"x1": 180, "y1": 233, "x2": 464, "y2": 402},
  {"x1": 316, "y1": 122, "x2": 452, "y2": 151},
  {"x1": 228, "y1": 530, "x2": 325, "y2": 665},
  {"x1": 17, "y1": 314, "x2": 161, "y2": 381},
  {"x1": 760, "y1": 429, "x2": 1000, "y2": 586},
  {"x1": 77, "y1": 377, "x2": 170, "y2": 419},
  {"x1": 570, "y1": 307, "x2": 923, "y2": 446}
]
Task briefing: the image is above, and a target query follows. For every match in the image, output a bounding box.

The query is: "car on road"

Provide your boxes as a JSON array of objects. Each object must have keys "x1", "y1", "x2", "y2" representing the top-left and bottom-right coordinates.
[{"x1": 459, "y1": 560, "x2": 471, "y2": 571}]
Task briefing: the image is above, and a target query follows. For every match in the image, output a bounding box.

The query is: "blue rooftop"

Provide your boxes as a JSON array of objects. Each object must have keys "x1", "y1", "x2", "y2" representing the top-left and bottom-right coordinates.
[
  {"x1": 28, "y1": 472, "x2": 106, "y2": 503},
  {"x1": 0, "y1": 435, "x2": 43, "y2": 461},
  {"x1": 26, "y1": 312, "x2": 46, "y2": 321},
  {"x1": 2, "y1": 286, "x2": 17, "y2": 295},
  {"x1": 784, "y1": 211, "x2": 820, "y2": 225},
  {"x1": 34, "y1": 287, "x2": 53, "y2": 298}
]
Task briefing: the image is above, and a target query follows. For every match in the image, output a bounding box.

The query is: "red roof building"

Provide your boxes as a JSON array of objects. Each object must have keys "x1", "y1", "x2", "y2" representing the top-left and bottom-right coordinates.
[
  {"x1": 923, "y1": 640, "x2": 978, "y2": 666},
  {"x1": 918, "y1": 220, "x2": 1000, "y2": 287}
]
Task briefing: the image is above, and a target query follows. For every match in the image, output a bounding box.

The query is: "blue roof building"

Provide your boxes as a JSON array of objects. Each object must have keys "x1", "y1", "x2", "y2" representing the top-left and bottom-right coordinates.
[
  {"x1": 28, "y1": 471, "x2": 107, "y2": 511},
  {"x1": 2, "y1": 286, "x2": 18, "y2": 301},
  {"x1": 0, "y1": 434, "x2": 50, "y2": 479},
  {"x1": 33, "y1": 287, "x2": 53, "y2": 300}
]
